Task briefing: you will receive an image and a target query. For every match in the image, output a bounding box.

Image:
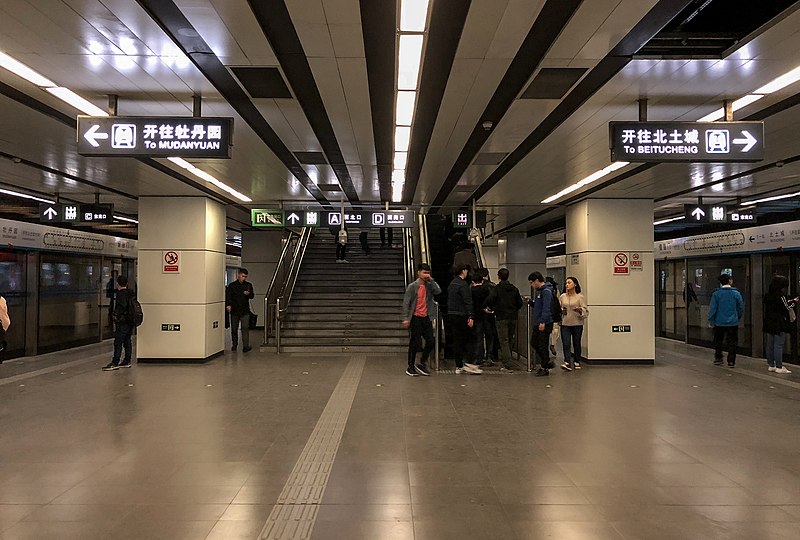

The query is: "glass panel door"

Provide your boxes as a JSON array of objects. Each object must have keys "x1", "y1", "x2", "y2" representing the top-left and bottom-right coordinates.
[{"x1": 0, "y1": 249, "x2": 27, "y2": 358}]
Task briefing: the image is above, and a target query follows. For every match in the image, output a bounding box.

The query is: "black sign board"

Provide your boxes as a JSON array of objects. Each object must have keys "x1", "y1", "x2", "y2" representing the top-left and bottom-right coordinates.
[
  {"x1": 612, "y1": 325, "x2": 632, "y2": 333},
  {"x1": 452, "y1": 211, "x2": 487, "y2": 229},
  {"x1": 161, "y1": 324, "x2": 181, "y2": 331},
  {"x1": 684, "y1": 204, "x2": 757, "y2": 225},
  {"x1": 281, "y1": 210, "x2": 415, "y2": 228},
  {"x1": 77, "y1": 116, "x2": 233, "y2": 158},
  {"x1": 609, "y1": 121, "x2": 764, "y2": 162},
  {"x1": 39, "y1": 203, "x2": 114, "y2": 224}
]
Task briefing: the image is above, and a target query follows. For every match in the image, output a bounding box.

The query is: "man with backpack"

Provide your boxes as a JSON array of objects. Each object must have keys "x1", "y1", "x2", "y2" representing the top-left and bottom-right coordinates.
[
  {"x1": 103, "y1": 275, "x2": 137, "y2": 371},
  {"x1": 528, "y1": 272, "x2": 556, "y2": 377}
]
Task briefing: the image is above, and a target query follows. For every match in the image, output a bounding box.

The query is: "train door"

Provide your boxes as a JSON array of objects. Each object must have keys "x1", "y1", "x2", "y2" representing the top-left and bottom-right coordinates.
[
  {"x1": 763, "y1": 253, "x2": 796, "y2": 365},
  {"x1": 0, "y1": 249, "x2": 27, "y2": 358},
  {"x1": 657, "y1": 260, "x2": 687, "y2": 341},
  {"x1": 686, "y1": 256, "x2": 752, "y2": 356}
]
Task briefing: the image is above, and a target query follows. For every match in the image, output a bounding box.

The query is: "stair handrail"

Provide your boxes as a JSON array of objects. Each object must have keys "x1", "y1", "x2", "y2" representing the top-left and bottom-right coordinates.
[
  {"x1": 263, "y1": 229, "x2": 302, "y2": 346},
  {"x1": 274, "y1": 227, "x2": 312, "y2": 353},
  {"x1": 418, "y1": 212, "x2": 430, "y2": 266},
  {"x1": 471, "y1": 227, "x2": 486, "y2": 269},
  {"x1": 402, "y1": 226, "x2": 415, "y2": 285}
]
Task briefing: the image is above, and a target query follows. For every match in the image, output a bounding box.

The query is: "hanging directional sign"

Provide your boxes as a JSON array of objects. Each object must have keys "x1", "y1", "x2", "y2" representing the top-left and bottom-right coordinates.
[
  {"x1": 282, "y1": 210, "x2": 416, "y2": 228},
  {"x1": 683, "y1": 204, "x2": 757, "y2": 224},
  {"x1": 451, "y1": 211, "x2": 487, "y2": 228},
  {"x1": 251, "y1": 209, "x2": 284, "y2": 228},
  {"x1": 38, "y1": 203, "x2": 114, "y2": 224},
  {"x1": 609, "y1": 121, "x2": 765, "y2": 162},
  {"x1": 77, "y1": 116, "x2": 233, "y2": 158}
]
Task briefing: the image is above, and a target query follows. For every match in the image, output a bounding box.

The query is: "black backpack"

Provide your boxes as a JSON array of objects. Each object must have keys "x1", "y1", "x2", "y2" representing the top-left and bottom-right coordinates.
[
  {"x1": 128, "y1": 294, "x2": 144, "y2": 327},
  {"x1": 550, "y1": 290, "x2": 562, "y2": 324}
]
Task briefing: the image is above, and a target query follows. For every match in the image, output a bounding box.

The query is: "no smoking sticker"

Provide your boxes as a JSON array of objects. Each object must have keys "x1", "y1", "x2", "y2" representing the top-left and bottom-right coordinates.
[{"x1": 613, "y1": 252, "x2": 629, "y2": 275}]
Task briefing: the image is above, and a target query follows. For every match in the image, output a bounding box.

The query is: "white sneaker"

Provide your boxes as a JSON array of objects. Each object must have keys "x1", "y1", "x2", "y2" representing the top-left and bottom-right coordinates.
[
  {"x1": 455, "y1": 367, "x2": 465, "y2": 374},
  {"x1": 768, "y1": 366, "x2": 776, "y2": 372},
  {"x1": 463, "y1": 363, "x2": 483, "y2": 374},
  {"x1": 775, "y1": 367, "x2": 792, "y2": 374}
]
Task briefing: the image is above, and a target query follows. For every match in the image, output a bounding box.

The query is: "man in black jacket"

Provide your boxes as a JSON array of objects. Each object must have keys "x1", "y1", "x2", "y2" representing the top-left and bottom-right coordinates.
[
  {"x1": 226, "y1": 268, "x2": 254, "y2": 352},
  {"x1": 484, "y1": 268, "x2": 523, "y2": 373},
  {"x1": 103, "y1": 275, "x2": 134, "y2": 371},
  {"x1": 447, "y1": 264, "x2": 481, "y2": 374}
]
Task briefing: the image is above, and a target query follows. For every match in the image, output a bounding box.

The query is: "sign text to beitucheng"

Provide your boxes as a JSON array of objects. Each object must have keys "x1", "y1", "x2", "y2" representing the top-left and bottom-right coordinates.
[
  {"x1": 77, "y1": 116, "x2": 233, "y2": 158},
  {"x1": 609, "y1": 121, "x2": 764, "y2": 163}
]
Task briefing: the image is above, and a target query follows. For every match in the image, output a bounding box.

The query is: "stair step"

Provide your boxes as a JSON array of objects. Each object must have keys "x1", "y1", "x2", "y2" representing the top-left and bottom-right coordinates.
[
  {"x1": 280, "y1": 329, "x2": 407, "y2": 338},
  {"x1": 279, "y1": 336, "x2": 407, "y2": 346},
  {"x1": 286, "y1": 314, "x2": 400, "y2": 323},
  {"x1": 274, "y1": 345, "x2": 405, "y2": 354},
  {"x1": 291, "y1": 299, "x2": 403, "y2": 307},
  {"x1": 282, "y1": 320, "x2": 402, "y2": 330}
]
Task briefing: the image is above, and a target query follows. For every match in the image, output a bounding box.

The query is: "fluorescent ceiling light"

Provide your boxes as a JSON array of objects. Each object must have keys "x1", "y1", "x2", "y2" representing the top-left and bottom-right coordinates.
[
  {"x1": 400, "y1": 0, "x2": 430, "y2": 31},
  {"x1": 398, "y1": 35, "x2": 423, "y2": 90},
  {"x1": 0, "y1": 187, "x2": 55, "y2": 204},
  {"x1": 167, "y1": 157, "x2": 252, "y2": 202},
  {"x1": 546, "y1": 241, "x2": 565, "y2": 248},
  {"x1": 46, "y1": 87, "x2": 108, "y2": 116},
  {"x1": 654, "y1": 216, "x2": 684, "y2": 225},
  {"x1": 394, "y1": 151, "x2": 408, "y2": 170},
  {"x1": 755, "y1": 65, "x2": 800, "y2": 95},
  {"x1": 740, "y1": 191, "x2": 800, "y2": 206},
  {"x1": 0, "y1": 52, "x2": 56, "y2": 87},
  {"x1": 697, "y1": 93, "x2": 764, "y2": 122},
  {"x1": 114, "y1": 215, "x2": 139, "y2": 224},
  {"x1": 541, "y1": 162, "x2": 629, "y2": 204},
  {"x1": 396, "y1": 91, "x2": 416, "y2": 126},
  {"x1": 392, "y1": 169, "x2": 406, "y2": 183},
  {"x1": 395, "y1": 126, "x2": 411, "y2": 152}
]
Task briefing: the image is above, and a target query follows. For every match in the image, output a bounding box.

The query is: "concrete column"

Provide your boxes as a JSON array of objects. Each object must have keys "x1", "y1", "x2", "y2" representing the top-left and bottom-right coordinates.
[
  {"x1": 505, "y1": 232, "x2": 546, "y2": 295},
  {"x1": 241, "y1": 230, "x2": 284, "y2": 324},
  {"x1": 137, "y1": 197, "x2": 226, "y2": 362},
  {"x1": 566, "y1": 199, "x2": 654, "y2": 365}
]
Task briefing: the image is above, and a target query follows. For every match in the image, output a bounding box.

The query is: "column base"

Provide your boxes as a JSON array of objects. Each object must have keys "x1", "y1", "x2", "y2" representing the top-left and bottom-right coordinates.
[
  {"x1": 582, "y1": 358, "x2": 655, "y2": 366},
  {"x1": 137, "y1": 351, "x2": 224, "y2": 364}
]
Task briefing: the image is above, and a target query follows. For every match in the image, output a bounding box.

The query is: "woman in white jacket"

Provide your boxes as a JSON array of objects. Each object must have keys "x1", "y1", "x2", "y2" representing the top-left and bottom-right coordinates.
[{"x1": 559, "y1": 277, "x2": 588, "y2": 371}]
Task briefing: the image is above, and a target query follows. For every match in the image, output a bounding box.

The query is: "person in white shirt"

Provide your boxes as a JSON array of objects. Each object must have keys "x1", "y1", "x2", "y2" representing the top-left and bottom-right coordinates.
[
  {"x1": 0, "y1": 295, "x2": 10, "y2": 359},
  {"x1": 559, "y1": 277, "x2": 588, "y2": 371}
]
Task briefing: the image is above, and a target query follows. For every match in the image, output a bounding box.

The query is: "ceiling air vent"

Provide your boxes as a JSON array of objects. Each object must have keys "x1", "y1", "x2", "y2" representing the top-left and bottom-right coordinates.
[
  {"x1": 294, "y1": 152, "x2": 328, "y2": 165},
  {"x1": 230, "y1": 67, "x2": 292, "y2": 98},
  {"x1": 520, "y1": 68, "x2": 587, "y2": 99}
]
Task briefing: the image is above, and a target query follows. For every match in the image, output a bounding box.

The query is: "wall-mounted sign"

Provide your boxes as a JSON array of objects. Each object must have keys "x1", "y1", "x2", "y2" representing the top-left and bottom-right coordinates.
[
  {"x1": 609, "y1": 121, "x2": 765, "y2": 162},
  {"x1": 683, "y1": 204, "x2": 757, "y2": 224},
  {"x1": 161, "y1": 324, "x2": 181, "y2": 331},
  {"x1": 629, "y1": 252, "x2": 643, "y2": 271},
  {"x1": 251, "y1": 209, "x2": 284, "y2": 228},
  {"x1": 613, "y1": 252, "x2": 629, "y2": 275},
  {"x1": 612, "y1": 325, "x2": 632, "y2": 333},
  {"x1": 162, "y1": 250, "x2": 180, "y2": 273},
  {"x1": 38, "y1": 203, "x2": 114, "y2": 224},
  {"x1": 77, "y1": 116, "x2": 233, "y2": 158}
]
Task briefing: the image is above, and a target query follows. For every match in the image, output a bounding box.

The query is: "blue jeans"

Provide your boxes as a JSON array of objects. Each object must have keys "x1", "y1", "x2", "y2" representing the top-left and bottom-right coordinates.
[
  {"x1": 766, "y1": 332, "x2": 786, "y2": 369},
  {"x1": 560, "y1": 325, "x2": 583, "y2": 368}
]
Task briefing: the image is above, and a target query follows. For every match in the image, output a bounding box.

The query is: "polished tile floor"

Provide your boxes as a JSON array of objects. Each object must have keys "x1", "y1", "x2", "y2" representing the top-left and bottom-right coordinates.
[{"x1": 1, "y1": 337, "x2": 800, "y2": 539}]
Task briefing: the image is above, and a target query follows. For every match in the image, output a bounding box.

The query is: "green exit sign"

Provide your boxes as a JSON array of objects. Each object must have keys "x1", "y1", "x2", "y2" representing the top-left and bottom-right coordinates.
[{"x1": 251, "y1": 209, "x2": 284, "y2": 227}]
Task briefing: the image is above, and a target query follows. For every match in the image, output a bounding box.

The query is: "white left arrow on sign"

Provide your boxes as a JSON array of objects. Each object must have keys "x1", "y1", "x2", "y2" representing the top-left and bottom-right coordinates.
[
  {"x1": 84, "y1": 124, "x2": 109, "y2": 147},
  {"x1": 732, "y1": 130, "x2": 757, "y2": 152}
]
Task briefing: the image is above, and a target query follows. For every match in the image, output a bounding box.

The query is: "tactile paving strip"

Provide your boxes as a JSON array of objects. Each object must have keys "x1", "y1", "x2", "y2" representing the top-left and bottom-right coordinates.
[{"x1": 259, "y1": 355, "x2": 365, "y2": 539}]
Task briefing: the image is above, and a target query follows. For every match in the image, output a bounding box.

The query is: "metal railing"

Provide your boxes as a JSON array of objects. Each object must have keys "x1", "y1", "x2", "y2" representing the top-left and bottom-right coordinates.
[
  {"x1": 418, "y1": 212, "x2": 430, "y2": 266},
  {"x1": 402, "y1": 226, "x2": 415, "y2": 285},
  {"x1": 471, "y1": 227, "x2": 486, "y2": 270},
  {"x1": 263, "y1": 227, "x2": 312, "y2": 352}
]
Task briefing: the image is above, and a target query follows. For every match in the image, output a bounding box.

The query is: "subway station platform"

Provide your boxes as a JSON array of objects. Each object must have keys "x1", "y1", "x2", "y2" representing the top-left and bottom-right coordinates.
[{"x1": 1, "y1": 339, "x2": 800, "y2": 540}]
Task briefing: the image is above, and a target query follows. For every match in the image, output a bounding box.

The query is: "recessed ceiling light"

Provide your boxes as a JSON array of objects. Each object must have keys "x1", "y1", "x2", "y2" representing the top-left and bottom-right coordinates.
[
  {"x1": 398, "y1": 35, "x2": 423, "y2": 91},
  {"x1": 400, "y1": 0, "x2": 430, "y2": 32},
  {"x1": 0, "y1": 52, "x2": 56, "y2": 87}
]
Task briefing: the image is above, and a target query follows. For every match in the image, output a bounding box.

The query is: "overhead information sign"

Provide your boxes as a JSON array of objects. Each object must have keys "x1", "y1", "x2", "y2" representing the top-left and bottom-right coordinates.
[
  {"x1": 252, "y1": 210, "x2": 416, "y2": 228},
  {"x1": 452, "y1": 211, "x2": 487, "y2": 229},
  {"x1": 77, "y1": 116, "x2": 233, "y2": 158},
  {"x1": 609, "y1": 121, "x2": 764, "y2": 162},
  {"x1": 683, "y1": 204, "x2": 757, "y2": 224},
  {"x1": 39, "y1": 203, "x2": 114, "y2": 224}
]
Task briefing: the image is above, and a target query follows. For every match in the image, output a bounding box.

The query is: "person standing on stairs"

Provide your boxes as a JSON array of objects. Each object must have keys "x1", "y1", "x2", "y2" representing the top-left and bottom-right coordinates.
[
  {"x1": 402, "y1": 263, "x2": 441, "y2": 377},
  {"x1": 336, "y1": 225, "x2": 348, "y2": 263}
]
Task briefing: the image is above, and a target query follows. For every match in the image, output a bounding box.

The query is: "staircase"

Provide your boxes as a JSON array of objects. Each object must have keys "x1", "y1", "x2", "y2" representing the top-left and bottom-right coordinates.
[{"x1": 279, "y1": 229, "x2": 408, "y2": 353}]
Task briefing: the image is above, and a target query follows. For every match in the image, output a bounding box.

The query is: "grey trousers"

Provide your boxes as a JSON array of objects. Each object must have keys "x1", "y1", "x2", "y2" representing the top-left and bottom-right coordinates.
[{"x1": 230, "y1": 314, "x2": 250, "y2": 348}]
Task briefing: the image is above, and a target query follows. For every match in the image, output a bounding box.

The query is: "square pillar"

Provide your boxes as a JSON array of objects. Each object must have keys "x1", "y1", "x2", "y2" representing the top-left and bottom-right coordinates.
[
  {"x1": 566, "y1": 199, "x2": 655, "y2": 365},
  {"x1": 241, "y1": 230, "x2": 284, "y2": 324},
  {"x1": 136, "y1": 197, "x2": 226, "y2": 363},
  {"x1": 505, "y1": 233, "x2": 546, "y2": 294}
]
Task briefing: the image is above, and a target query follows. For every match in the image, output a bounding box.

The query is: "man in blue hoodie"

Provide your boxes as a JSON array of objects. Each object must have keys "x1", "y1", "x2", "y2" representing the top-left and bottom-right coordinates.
[
  {"x1": 528, "y1": 271, "x2": 555, "y2": 377},
  {"x1": 708, "y1": 273, "x2": 745, "y2": 367}
]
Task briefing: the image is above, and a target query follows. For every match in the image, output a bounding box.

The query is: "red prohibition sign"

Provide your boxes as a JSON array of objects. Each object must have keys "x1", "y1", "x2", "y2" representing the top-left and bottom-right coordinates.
[
  {"x1": 164, "y1": 251, "x2": 179, "y2": 265},
  {"x1": 614, "y1": 253, "x2": 628, "y2": 266}
]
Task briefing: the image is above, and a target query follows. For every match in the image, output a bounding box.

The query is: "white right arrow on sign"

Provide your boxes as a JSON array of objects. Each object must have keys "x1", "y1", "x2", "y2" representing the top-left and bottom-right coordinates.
[{"x1": 732, "y1": 130, "x2": 757, "y2": 152}]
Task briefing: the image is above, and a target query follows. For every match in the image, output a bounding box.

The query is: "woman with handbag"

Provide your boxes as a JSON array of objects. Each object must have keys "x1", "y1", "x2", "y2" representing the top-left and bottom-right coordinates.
[
  {"x1": 763, "y1": 275, "x2": 798, "y2": 374},
  {"x1": 559, "y1": 277, "x2": 588, "y2": 372}
]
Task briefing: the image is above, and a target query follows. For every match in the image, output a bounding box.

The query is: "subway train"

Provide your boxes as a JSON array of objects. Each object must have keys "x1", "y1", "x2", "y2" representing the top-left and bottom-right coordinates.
[
  {"x1": 0, "y1": 217, "x2": 241, "y2": 360},
  {"x1": 548, "y1": 218, "x2": 800, "y2": 365}
]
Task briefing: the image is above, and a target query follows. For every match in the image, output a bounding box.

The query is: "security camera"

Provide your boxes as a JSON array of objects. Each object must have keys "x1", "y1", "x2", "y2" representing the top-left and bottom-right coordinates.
[{"x1": 482, "y1": 120, "x2": 493, "y2": 131}]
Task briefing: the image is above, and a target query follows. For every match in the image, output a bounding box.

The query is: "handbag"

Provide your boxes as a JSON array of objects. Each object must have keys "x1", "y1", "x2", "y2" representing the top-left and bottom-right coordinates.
[{"x1": 249, "y1": 312, "x2": 258, "y2": 329}]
